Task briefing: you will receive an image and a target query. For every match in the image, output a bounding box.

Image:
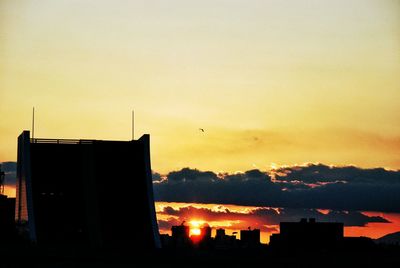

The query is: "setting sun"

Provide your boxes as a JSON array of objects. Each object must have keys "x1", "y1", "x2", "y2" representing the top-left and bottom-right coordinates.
[
  {"x1": 189, "y1": 220, "x2": 206, "y2": 236},
  {"x1": 191, "y1": 228, "x2": 201, "y2": 236}
]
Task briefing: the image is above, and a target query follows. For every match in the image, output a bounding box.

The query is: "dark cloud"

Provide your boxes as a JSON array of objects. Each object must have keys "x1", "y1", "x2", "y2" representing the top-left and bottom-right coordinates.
[
  {"x1": 167, "y1": 168, "x2": 218, "y2": 183},
  {"x1": 154, "y1": 168, "x2": 282, "y2": 206},
  {"x1": 152, "y1": 172, "x2": 163, "y2": 183},
  {"x1": 0, "y1": 161, "x2": 17, "y2": 185},
  {"x1": 153, "y1": 164, "x2": 400, "y2": 212},
  {"x1": 157, "y1": 218, "x2": 182, "y2": 230},
  {"x1": 156, "y1": 205, "x2": 389, "y2": 233},
  {"x1": 4, "y1": 161, "x2": 399, "y2": 212},
  {"x1": 273, "y1": 163, "x2": 400, "y2": 184}
]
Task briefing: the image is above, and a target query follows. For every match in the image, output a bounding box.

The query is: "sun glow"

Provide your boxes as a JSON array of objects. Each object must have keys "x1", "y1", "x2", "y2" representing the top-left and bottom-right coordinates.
[
  {"x1": 191, "y1": 228, "x2": 201, "y2": 236},
  {"x1": 189, "y1": 220, "x2": 205, "y2": 236}
]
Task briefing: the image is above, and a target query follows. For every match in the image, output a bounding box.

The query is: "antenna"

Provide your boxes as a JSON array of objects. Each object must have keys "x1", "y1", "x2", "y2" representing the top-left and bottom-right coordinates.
[
  {"x1": 32, "y1": 107, "x2": 35, "y2": 139},
  {"x1": 132, "y1": 110, "x2": 135, "y2": 140}
]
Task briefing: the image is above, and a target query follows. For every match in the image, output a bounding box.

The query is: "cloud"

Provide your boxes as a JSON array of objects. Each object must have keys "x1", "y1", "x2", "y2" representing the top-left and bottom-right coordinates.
[
  {"x1": 157, "y1": 218, "x2": 182, "y2": 231},
  {"x1": 272, "y1": 163, "x2": 400, "y2": 184},
  {"x1": 167, "y1": 168, "x2": 218, "y2": 183},
  {"x1": 156, "y1": 205, "x2": 389, "y2": 233},
  {"x1": 153, "y1": 164, "x2": 400, "y2": 212},
  {"x1": 4, "y1": 161, "x2": 399, "y2": 212},
  {"x1": 0, "y1": 161, "x2": 17, "y2": 186}
]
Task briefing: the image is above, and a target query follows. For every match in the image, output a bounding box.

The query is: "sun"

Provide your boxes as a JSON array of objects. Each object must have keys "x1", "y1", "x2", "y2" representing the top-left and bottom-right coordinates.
[
  {"x1": 189, "y1": 220, "x2": 205, "y2": 236},
  {"x1": 191, "y1": 228, "x2": 201, "y2": 236}
]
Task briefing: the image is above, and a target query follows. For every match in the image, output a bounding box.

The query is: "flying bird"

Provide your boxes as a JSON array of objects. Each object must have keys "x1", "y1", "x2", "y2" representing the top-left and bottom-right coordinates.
[{"x1": 199, "y1": 128, "x2": 205, "y2": 132}]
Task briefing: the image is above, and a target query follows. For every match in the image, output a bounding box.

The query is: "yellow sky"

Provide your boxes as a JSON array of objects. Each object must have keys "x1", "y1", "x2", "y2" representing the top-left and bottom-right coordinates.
[{"x1": 1, "y1": 0, "x2": 399, "y2": 173}]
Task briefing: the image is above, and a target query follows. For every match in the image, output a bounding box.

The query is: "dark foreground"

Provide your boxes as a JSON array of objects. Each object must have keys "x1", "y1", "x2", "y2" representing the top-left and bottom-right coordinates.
[{"x1": 0, "y1": 244, "x2": 399, "y2": 268}]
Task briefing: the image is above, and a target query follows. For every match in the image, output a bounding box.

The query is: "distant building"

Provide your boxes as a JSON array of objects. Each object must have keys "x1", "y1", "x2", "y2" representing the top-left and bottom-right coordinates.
[
  {"x1": 171, "y1": 224, "x2": 191, "y2": 248},
  {"x1": 270, "y1": 218, "x2": 343, "y2": 249},
  {"x1": 342, "y1": 236, "x2": 375, "y2": 251},
  {"x1": 215, "y1": 228, "x2": 238, "y2": 250},
  {"x1": 0, "y1": 194, "x2": 16, "y2": 243},
  {"x1": 171, "y1": 225, "x2": 190, "y2": 239},
  {"x1": 194, "y1": 225, "x2": 212, "y2": 248},
  {"x1": 159, "y1": 233, "x2": 172, "y2": 248},
  {"x1": 200, "y1": 225, "x2": 212, "y2": 240},
  {"x1": 240, "y1": 228, "x2": 260, "y2": 248},
  {"x1": 215, "y1": 228, "x2": 225, "y2": 238},
  {"x1": 15, "y1": 130, "x2": 160, "y2": 249}
]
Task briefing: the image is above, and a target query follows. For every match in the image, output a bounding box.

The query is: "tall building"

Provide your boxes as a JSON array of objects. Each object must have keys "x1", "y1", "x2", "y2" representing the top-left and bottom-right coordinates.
[
  {"x1": 215, "y1": 228, "x2": 225, "y2": 238},
  {"x1": 15, "y1": 130, "x2": 161, "y2": 249},
  {"x1": 200, "y1": 226, "x2": 212, "y2": 240},
  {"x1": 171, "y1": 224, "x2": 191, "y2": 248},
  {"x1": 240, "y1": 228, "x2": 260, "y2": 248}
]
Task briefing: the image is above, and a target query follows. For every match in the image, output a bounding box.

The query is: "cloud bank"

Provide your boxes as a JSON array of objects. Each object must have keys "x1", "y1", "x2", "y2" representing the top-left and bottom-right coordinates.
[
  {"x1": 0, "y1": 162, "x2": 16, "y2": 186},
  {"x1": 153, "y1": 164, "x2": 400, "y2": 212},
  {"x1": 2, "y1": 161, "x2": 399, "y2": 212}
]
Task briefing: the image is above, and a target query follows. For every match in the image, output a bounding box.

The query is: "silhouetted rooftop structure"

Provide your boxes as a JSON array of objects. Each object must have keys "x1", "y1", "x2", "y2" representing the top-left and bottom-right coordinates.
[
  {"x1": 171, "y1": 224, "x2": 191, "y2": 248},
  {"x1": 240, "y1": 228, "x2": 260, "y2": 248},
  {"x1": 214, "y1": 228, "x2": 238, "y2": 250},
  {"x1": 270, "y1": 218, "x2": 343, "y2": 249},
  {"x1": 15, "y1": 130, "x2": 160, "y2": 250},
  {"x1": 215, "y1": 228, "x2": 225, "y2": 238}
]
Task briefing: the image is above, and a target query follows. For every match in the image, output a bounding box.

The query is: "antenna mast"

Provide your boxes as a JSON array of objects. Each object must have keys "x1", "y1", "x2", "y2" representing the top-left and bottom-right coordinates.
[{"x1": 32, "y1": 107, "x2": 35, "y2": 140}]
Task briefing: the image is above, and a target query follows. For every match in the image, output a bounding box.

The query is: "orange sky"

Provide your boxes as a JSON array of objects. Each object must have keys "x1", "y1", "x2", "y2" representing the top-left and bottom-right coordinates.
[
  {"x1": 3, "y1": 187, "x2": 398, "y2": 244},
  {"x1": 155, "y1": 202, "x2": 400, "y2": 244},
  {"x1": 344, "y1": 212, "x2": 400, "y2": 239},
  {"x1": 1, "y1": 0, "x2": 399, "y2": 173}
]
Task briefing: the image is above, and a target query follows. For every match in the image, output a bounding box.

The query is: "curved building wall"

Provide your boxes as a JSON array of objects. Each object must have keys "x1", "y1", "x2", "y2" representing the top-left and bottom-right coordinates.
[{"x1": 16, "y1": 130, "x2": 161, "y2": 249}]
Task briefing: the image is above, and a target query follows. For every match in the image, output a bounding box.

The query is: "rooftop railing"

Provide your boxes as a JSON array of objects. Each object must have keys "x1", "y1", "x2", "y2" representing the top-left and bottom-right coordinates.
[{"x1": 30, "y1": 138, "x2": 95, "y2": 144}]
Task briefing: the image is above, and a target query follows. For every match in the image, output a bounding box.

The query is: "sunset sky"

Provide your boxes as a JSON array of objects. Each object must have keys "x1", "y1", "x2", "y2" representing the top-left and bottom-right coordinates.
[
  {"x1": 1, "y1": 0, "x2": 399, "y2": 243},
  {"x1": 1, "y1": 0, "x2": 399, "y2": 172},
  {"x1": 155, "y1": 201, "x2": 400, "y2": 244}
]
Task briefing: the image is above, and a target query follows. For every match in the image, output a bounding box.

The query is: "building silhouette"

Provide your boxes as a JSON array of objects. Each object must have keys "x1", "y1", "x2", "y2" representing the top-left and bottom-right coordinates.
[
  {"x1": 200, "y1": 225, "x2": 212, "y2": 240},
  {"x1": 171, "y1": 224, "x2": 191, "y2": 248},
  {"x1": 270, "y1": 218, "x2": 343, "y2": 249},
  {"x1": 240, "y1": 228, "x2": 260, "y2": 248},
  {"x1": 214, "y1": 228, "x2": 238, "y2": 250},
  {"x1": 15, "y1": 130, "x2": 160, "y2": 249},
  {"x1": 0, "y1": 164, "x2": 16, "y2": 243},
  {"x1": 215, "y1": 228, "x2": 225, "y2": 238},
  {"x1": 191, "y1": 225, "x2": 213, "y2": 248}
]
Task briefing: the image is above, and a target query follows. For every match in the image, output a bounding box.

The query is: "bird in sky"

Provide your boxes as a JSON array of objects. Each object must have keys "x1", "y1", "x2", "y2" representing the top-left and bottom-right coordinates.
[{"x1": 199, "y1": 128, "x2": 205, "y2": 132}]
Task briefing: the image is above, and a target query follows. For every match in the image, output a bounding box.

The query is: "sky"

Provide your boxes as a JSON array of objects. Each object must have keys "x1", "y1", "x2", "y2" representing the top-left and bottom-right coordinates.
[
  {"x1": 155, "y1": 201, "x2": 400, "y2": 244},
  {"x1": 1, "y1": 0, "x2": 399, "y2": 173},
  {"x1": 1, "y1": 0, "x2": 399, "y2": 243}
]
